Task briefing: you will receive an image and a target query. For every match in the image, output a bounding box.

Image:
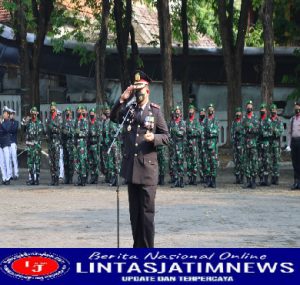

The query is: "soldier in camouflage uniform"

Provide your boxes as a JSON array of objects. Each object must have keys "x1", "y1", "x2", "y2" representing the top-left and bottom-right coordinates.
[
  {"x1": 186, "y1": 104, "x2": 200, "y2": 185},
  {"x1": 170, "y1": 106, "x2": 186, "y2": 188},
  {"x1": 100, "y1": 103, "x2": 112, "y2": 183},
  {"x1": 269, "y1": 103, "x2": 284, "y2": 185},
  {"x1": 242, "y1": 100, "x2": 259, "y2": 189},
  {"x1": 74, "y1": 105, "x2": 89, "y2": 186},
  {"x1": 258, "y1": 103, "x2": 272, "y2": 186},
  {"x1": 231, "y1": 107, "x2": 244, "y2": 184},
  {"x1": 45, "y1": 102, "x2": 62, "y2": 186},
  {"x1": 88, "y1": 108, "x2": 101, "y2": 184},
  {"x1": 107, "y1": 115, "x2": 121, "y2": 186},
  {"x1": 198, "y1": 108, "x2": 206, "y2": 183},
  {"x1": 61, "y1": 107, "x2": 75, "y2": 184},
  {"x1": 157, "y1": 145, "x2": 168, "y2": 185},
  {"x1": 23, "y1": 107, "x2": 44, "y2": 185},
  {"x1": 168, "y1": 109, "x2": 176, "y2": 183},
  {"x1": 203, "y1": 104, "x2": 219, "y2": 188}
]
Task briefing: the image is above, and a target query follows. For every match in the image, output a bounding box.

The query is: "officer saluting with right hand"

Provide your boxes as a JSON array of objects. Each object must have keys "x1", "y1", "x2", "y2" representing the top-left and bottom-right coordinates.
[{"x1": 110, "y1": 70, "x2": 169, "y2": 248}]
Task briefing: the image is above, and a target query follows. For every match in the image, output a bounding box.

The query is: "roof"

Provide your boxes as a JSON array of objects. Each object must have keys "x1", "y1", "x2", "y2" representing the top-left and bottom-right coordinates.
[{"x1": 0, "y1": 1, "x2": 10, "y2": 23}]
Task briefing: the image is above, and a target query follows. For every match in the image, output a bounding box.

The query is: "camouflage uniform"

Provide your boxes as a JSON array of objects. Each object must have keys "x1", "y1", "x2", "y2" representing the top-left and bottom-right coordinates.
[
  {"x1": 157, "y1": 145, "x2": 168, "y2": 185},
  {"x1": 107, "y1": 119, "x2": 121, "y2": 186},
  {"x1": 231, "y1": 107, "x2": 244, "y2": 184},
  {"x1": 258, "y1": 103, "x2": 272, "y2": 186},
  {"x1": 23, "y1": 107, "x2": 44, "y2": 185},
  {"x1": 45, "y1": 102, "x2": 62, "y2": 186},
  {"x1": 203, "y1": 104, "x2": 219, "y2": 188},
  {"x1": 242, "y1": 100, "x2": 259, "y2": 188},
  {"x1": 74, "y1": 105, "x2": 89, "y2": 186},
  {"x1": 186, "y1": 105, "x2": 200, "y2": 185},
  {"x1": 170, "y1": 106, "x2": 186, "y2": 188},
  {"x1": 88, "y1": 109, "x2": 101, "y2": 184},
  {"x1": 198, "y1": 109, "x2": 206, "y2": 183},
  {"x1": 269, "y1": 104, "x2": 284, "y2": 185},
  {"x1": 61, "y1": 107, "x2": 75, "y2": 184},
  {"x1": 168, "y1": 112, "x2": 176, "y2": 183}
]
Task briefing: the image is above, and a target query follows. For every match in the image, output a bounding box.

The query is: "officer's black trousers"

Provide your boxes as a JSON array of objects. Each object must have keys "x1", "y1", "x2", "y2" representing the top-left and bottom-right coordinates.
[
  {"x1": 128, "y1": 183, "x2": 156, "y2": 248},
  {"x1": 291, "y1": 137, "x2": 300, "y2": 180}
]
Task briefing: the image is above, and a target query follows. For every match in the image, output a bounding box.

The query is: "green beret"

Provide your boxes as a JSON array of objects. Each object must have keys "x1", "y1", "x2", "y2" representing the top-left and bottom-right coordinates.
[
  {"x1": 65, "y1": 106, "x2": 72, "y2": 112},
  {"x1": 246, "y1": 100, "x2": 253, "y2": 105},
  {"x1": 269, "y1": 103, "x2": 277, "y2": 110},
  {"x1": 50, "y1": 101, "x2": 57, "y2": 107},
  {"x1": 260, "y1": 103, "x2": 267, "y2": 109},
  {"x1": 207, "y1": 103, "x2": 214, "y2": 109},
  {"x1": 30, "y1": 106, "x2": 38, "y2": 113},
  {"x1": 235, "y1": 107, "x2": 242, "y2": 112},
  {"x1": 188, "y1": 104, "x2": 196, "y2": 110},
  {"x1": 174, "y1": 105, "x2": 181, "y2": 111},
  {"x1": 199, "y1": 108, "x2": 206, "y2": 112},
  {"x1": 89, "y1": 108, "x2": 96, "y2": 113}
]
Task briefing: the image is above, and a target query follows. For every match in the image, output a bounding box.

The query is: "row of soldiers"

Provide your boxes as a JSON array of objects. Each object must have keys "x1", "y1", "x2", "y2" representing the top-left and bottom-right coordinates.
[
  {"x1": 22, "y1": 102, "x2": 121, "y2": 186},
  {"x1": 157, "y1": 100, "x2": 284, "y2": 189}
]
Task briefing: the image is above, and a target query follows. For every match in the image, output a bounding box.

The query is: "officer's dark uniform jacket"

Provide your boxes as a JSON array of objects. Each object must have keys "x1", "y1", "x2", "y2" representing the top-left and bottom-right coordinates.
[
  {"x1": 111, "y1": 100, "x2": 169, "y2": 185},
  {"x1": 9, "y1": 119, "x2": 19, "y2": 144},
  {"x1": 0, "y1": 119, "x2": 12, "y2": 148}
]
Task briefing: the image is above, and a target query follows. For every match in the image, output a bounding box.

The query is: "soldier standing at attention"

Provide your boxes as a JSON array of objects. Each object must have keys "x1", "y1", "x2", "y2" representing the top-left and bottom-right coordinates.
[
  {"x1": 170, "y1": 106, "x2": 186, "y2": 188},
  {"x1": 269, "y1": 103, "x2": 283, "y2": 185},
  {"x1": 231, "y1": 107, "x2": 244, "y2": 184},
  {"x1": 62, "y1": 107, "x2": 75, "y2": 184},
  {"x1": 157, "y1": 145, "x2": 168, "y2": 185},
  {"x1": 168, "y1": 109, "x2": 176, "y2": 184},
  {"x1": 203, "y1": 104, "x2": 219, "y2": 188},
  {"x1": 100, "y1": 103, "x2": 112, "y2": 183},
  {"x1": 74, "y1": 105, "x2": 89, "y2": 186},
  {"x1": 287, "y1": 101, "x2": 300, "y2": 190},
  {"x1": 242, "y1": 100, "x2": 259, "y2": 189},
  {"x1": 198, "y1": 107, "x2": 206, "y2": 183},
  {"x1": 9, "y1": 109, "x2": 19, "y2": 180},
  {"x1": 22, "y1": 107, "x2": 44, "y2": 185},
  {"x1": 110, "y1": 70, "x2": 169, "y2": 248},
  {"x1": 258, "y1": 103, "x2": 272, "y2": 186},
  {"x1": 45, "y1": 102, "x2": 62, "y2": 186},
  {"x1": 186, "y1": 104, "x2": 200, "y2": 185},
  {"x1": 88, "y1": 108, "x2": 101, "y2": 184}
]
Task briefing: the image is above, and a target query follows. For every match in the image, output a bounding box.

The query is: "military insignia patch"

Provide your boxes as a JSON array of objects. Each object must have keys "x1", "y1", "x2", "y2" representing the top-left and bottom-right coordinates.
[{"x1": 135, "y1": 73, "x2": 141, "y2": 81}]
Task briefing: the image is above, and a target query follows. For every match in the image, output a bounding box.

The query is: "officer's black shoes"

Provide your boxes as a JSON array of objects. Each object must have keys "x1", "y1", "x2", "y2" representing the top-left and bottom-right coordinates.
[
  {"x1": 251, "y1": 178, "x2": 256, "y2": 189},
  {"x1": 243, "y1": 177, "x2": 252, "y2": 189},
  {"x1": 290, "y1": 180, "x2": 300, "y2": 190},
  {"x1": 158, "y1": 175, "x2": 165, "y2": 185},
  {"x1": 211, "y1": 177, "x2": 216, "y2": 188}
]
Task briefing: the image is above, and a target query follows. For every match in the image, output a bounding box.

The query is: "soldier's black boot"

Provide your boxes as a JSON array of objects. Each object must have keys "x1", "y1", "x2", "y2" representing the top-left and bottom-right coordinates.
[
  {"x1": 240, "y1": 175, "x2": 244, "y2": 184},
  {"x1": 243, "y1": 177, "x2": 251, "y2": 189},
  {"x1": 264, "y1": 175, "x2": 270, "y2": 186},
  {"x1": 211, "y1": 177, "x2": 216, "y2": 188},
  {"x1": 180, "y1": 177, "x2": 185, "y2": 188},
  {"x1": 64, "y1": 175, "x2": 69, "y2": 185},
  {"x1": 205, "y1": 176, "x2": 211, "y2": 188},
  {"x1": 159, "y1": 175, "x2": 165, "y2": 185},
  {"x1": 259, "y1": 176, "x2": 265, "y2": 186},
  {"x1": 49, "y1": 175, "x2": 56, "y2": 186},
  {"x1": 274, "y1": 176, "x2": 279, "y2": 185},
  {"x1": 75, "y1": 176, "x2": 82, "y2": 186},
  {"x1": 30, "y1": 173, "x2": 35, "y2": 185},
  {"x1": 192, "y1": 176, "x2": 197, "y2": 186},
  {"x1": 55, "y1": 176, "x2": 59, "y2": 186},
  {"x1": 188, "y1": 176, "x2": 193, "y2": 185},
  {"x1": 251, "y1": 177, "x2": 256, "y2": 189},
  {"x1": 235, "y1": 175, "x2": 240, "y2": 184},
  {"x1": 90, "y1": 175, "x2": 96, "y2": 184},
  {"x1": 110, "y1": 176, "x2": 116, "y2": 186},
  {"x1": 35, "y1": 174, "x2": 39, "y2": 185},
  {"x1": 171, "y1": 178, "x2": 179, "y2": 188},
  {"x1": 81, "y1": 176, "x2": 86, "y2": 186}
]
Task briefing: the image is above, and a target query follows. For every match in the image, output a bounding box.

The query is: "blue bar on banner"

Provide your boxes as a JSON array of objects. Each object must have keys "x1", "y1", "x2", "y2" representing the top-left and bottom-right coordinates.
[{"x1": 0, "y1": 248, "x2": 299, "y2": 285}]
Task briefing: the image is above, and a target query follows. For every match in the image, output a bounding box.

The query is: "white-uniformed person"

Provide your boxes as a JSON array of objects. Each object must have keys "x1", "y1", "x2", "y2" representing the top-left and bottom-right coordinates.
[
  {"x1": 9, "y1": 108, "x2": 19, "y2": 179},
  {"x1": 0, "y1": 106, "x2": 12, "y2": 184}
]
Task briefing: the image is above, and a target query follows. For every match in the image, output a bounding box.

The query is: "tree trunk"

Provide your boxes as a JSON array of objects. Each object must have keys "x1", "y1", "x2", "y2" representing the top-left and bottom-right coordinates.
[
  {"x1": 217, "y1": 0, "x2": 250, "y2": 146},
  {"x1": 261, "y1": 0, "x2": 275, "y2": 105},
  {"x1": 157, "y1": 0, "x2": 173, "y2": 119},
  {"x1": 129, "y1": 24, "x2": 140, "y2": 73},
  {"x1": 113, "y1": 0, "x2": 132, "y2": 91},
  {"x1": 181, "y1": 0, "x2": 189, "y2": 118},
  {"x1": 96, "y1": 0, "x2": 111, "y2": 116},
  {"x1": 14, "y1": 0, "x2": 32, "y2": 116}
]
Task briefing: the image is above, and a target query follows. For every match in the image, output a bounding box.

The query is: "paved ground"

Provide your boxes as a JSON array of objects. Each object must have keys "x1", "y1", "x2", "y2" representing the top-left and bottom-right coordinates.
[{"x1": 0, "y1": 167, "x2": 299, "y2": 248}]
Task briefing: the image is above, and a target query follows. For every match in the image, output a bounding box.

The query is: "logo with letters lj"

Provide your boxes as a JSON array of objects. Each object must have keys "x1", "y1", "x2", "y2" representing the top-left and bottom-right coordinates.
[{"x1": 0, "y1": 252, "x2": 70, "y2": 281}]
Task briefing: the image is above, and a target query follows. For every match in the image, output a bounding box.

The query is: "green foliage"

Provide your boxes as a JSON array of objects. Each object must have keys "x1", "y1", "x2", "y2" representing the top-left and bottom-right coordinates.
[{"x1": 245, "y1": 21, "x2": 264, "y2": 47}]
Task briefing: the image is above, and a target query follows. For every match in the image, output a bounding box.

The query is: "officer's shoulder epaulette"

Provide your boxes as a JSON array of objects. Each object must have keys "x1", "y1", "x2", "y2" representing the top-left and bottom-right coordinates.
[{"x1": 150, "y1": 102, "x2": 160, "y2": 109}]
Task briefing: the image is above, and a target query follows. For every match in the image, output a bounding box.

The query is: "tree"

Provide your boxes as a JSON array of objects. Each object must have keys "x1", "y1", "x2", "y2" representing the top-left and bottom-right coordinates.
[
  {"x1": 217, "y1": 0, "x2": 251, "y2": 145},
  {"x1": 157, "y1": 0, "x2": 173, "y2": 118},
  {"x1": 95, "y1": 0, "x2": 111, "y2": 115},
  {"x1": 260, "y1": 0, "x2": 275, "y2": 105}
]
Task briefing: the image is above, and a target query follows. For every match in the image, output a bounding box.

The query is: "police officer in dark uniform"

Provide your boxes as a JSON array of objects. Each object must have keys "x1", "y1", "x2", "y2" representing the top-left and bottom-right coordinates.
[{"x1": 111, "y1": 70, "x2": 169, "y2": 248}]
